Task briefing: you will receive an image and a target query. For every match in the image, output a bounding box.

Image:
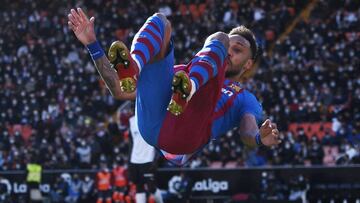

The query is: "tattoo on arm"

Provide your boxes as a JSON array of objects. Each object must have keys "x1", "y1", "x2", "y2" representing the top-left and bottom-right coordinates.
[{"x1": 93, "y1": 56, "x2": 120, "y2": 96}]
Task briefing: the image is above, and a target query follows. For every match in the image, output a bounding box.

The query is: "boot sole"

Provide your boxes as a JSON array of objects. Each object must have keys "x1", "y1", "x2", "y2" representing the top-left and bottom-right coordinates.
[
  {"x1": 168, "y1": 71, "x2": 191, "y2": 116},
  {"x1": 108, "y1": 41, "x2": 136, "y2": 93}
]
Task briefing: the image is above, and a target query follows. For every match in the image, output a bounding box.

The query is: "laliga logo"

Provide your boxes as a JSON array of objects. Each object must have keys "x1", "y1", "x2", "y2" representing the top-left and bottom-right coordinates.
[
  {"x1": 192, "y1": 178, "x2": 229, "y2": 193},
  {"x1": 11, "y1": 183, "x2": 50, "y2": 193}
]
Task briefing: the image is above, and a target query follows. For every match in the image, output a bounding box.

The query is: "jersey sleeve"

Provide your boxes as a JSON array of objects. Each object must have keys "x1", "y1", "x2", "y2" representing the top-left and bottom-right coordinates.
[{"x1": 238, "y1": 90, "x2": 263, "y2": 124}]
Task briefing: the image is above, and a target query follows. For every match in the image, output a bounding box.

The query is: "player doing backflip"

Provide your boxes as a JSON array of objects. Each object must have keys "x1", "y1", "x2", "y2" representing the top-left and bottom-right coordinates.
[{"x1": 67, "y1": 8, "x2": 281, "y2": 164}]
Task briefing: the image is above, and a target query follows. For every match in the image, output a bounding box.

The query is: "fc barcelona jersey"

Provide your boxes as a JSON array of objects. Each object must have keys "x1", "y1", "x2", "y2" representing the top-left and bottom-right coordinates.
[{"x1": 211, "y1": 79, "x2": 263, "y2": 139}]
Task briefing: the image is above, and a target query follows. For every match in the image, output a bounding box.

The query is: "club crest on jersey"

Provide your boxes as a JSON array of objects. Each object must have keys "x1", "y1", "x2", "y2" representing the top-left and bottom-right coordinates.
[
  {"x1": 222, "y1": 82, "x2": 243, "y2": 97},
  {"x1": 228, "y1": 83, "x2": 242, "y2": 92}
]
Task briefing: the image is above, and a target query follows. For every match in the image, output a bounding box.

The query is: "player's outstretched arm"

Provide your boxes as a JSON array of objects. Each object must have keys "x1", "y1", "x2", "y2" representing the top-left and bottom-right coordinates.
[
  {"x1": 238, "y1": 114, "x2": 281, "y2": 148},
  {"x1": 258, "y1": 119, "x2": 281, "y2": 146},
  {"x1": 67, "y1": 8, "x2": 135, "y2": 100}
]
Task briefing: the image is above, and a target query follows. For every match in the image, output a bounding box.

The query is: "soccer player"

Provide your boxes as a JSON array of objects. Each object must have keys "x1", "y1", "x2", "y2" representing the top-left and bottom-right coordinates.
[
  {"x1": 128, "y1": 115, "x2": 163, "y2": 203},
  {"x1": 68, "y1": 8, "x2": 280, "y2": 164}
]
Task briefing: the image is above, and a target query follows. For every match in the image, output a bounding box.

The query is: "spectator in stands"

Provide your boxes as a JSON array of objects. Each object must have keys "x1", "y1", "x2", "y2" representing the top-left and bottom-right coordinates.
[
  {"x1": 79, "y1": 175, "x2": 94, "y2": 203},
  {"x1": 288, "y1": 174, "x2": 309, "y2": 202},
  {"x1": 336, "y1": 144, "x2": 360, "y2": 165},
  {"x1": 50, "y1": 176, "x2": 68, "y2": 203},
  {"x1": 260, "y1": 171, "x2": 286, "y2": 201},
  {"x1": 76, "y1": 140, "x2": 91, "y2": 168},
  {"x1": 68, "y1": 174, "x2": 82, "y2": 203},
  {"x1": 308, "y1": 136, "x2": 324, "y2": 165}
]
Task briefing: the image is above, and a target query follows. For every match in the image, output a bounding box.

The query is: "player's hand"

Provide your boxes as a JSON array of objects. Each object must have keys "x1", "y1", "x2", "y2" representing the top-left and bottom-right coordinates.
[
  {"x1": 259, "y1": 119, "x2": 281, "y2": 147},
  {"x1": 67, "y1": 8, "x2": 96, "y2": 46}
]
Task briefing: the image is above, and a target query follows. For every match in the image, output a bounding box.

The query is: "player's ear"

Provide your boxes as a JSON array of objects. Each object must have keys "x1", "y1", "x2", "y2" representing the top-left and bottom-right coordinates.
[
  {"x1": 240, "y1": 59, "x2": 255, "y2": 82},
  {"x1": 243, "y1": 59, "x2": 254, "y2": 72}
]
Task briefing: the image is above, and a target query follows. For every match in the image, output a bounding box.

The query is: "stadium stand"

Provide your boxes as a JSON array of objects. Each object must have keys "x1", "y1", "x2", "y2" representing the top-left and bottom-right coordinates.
[{"x1": 0, "y1": 0, "x2": 359, "y2": 202}]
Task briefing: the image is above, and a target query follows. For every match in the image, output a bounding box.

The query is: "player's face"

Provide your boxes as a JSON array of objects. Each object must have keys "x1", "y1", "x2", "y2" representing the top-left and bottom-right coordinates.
[{"x1": 226, "y1": 35, "x2": 253, "y2": 77}]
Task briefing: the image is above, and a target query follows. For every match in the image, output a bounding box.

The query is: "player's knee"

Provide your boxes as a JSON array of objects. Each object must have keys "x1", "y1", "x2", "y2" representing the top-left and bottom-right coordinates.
[
  {"x1": 152, "y1": 14, "x2": 172, "y2": 62},
  {"x1": 153, "y1": 13, "x2": 171, "y2": 36},
  {"x1": 164, "y1": 18, "x2": 172, "y2": 35},
  {"x1": 153, "y1": 13, "x2": 168, "y2": 28},
  {"x1": 206, "y1": 32, "x2": 229, "y2": 50}
]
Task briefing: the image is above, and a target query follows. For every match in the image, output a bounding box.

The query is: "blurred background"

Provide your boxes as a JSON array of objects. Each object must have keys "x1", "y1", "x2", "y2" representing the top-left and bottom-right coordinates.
[{"x1": 0, "y1": 0, "x2": 359, "y2": 202}]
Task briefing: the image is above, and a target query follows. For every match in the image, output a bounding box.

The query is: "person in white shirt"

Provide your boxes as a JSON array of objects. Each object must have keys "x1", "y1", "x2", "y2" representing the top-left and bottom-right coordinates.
[
  {"x1": 128, "y1": 115, "x2": 163, "y2": 203},
  {"x1": 76, "y1": 140, "x2": 91, "y2": 168}
]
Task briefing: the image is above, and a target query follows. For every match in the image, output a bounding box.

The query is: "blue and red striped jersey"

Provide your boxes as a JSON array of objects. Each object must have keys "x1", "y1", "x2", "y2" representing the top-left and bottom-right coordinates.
[{"x1": 211, "y1": 79, "x2": 263, "y2": 139}]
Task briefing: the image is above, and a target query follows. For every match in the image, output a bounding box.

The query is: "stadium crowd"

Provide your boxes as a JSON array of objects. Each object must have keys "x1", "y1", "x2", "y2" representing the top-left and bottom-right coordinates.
[
  {"x1": 0, "y1": 0, "x2": 359, "y2": 173},
  {"x1": 196, "y1": 0, "x2": 360, "y2": 168},
  {"x1": 0, "y1": 0, "x2": 359, "y2": 202}
]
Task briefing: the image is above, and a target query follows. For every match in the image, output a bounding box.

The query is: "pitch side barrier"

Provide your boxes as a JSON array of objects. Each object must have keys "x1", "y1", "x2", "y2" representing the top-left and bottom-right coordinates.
[
  {"x1": 1, "y1": 166, "x2": 360, "y2": 201},
  {"x1": 156, "y1": 165, "x2": 360, "y2": 201}
]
